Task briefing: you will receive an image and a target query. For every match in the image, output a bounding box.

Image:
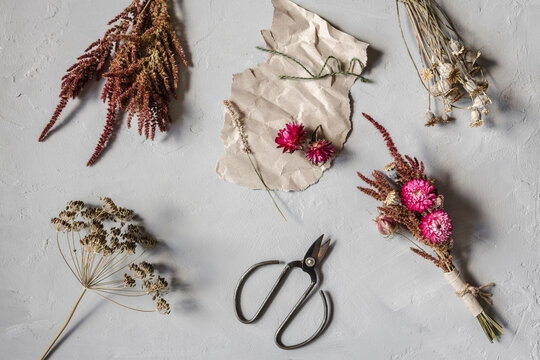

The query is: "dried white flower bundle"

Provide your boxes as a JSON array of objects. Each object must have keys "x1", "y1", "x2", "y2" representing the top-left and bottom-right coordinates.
[
  {"x1": 40, "y1": 198, "x2": 170, "y2": 360},
  {"x1": 397, "y1": 0, "x2": 491, "y2": 127}
]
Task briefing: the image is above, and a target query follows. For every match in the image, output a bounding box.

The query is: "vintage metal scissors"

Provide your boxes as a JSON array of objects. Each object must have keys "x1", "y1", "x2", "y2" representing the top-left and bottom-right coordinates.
[{"x1": 233, "y1": 235, "x2": 331, "y2": 350}]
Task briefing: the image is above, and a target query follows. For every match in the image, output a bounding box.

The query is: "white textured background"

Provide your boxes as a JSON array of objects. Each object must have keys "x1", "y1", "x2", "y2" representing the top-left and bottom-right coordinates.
[{"x1": 1, "y1": 0, "x2": 539, "y2": 359}]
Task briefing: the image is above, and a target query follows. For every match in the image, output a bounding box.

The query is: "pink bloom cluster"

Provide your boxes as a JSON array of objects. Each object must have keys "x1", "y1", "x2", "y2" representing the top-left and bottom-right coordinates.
[
  {"x1": 275, "y1": 122, "x2": 334, "y2": 165},
  {"x1": 305, "y1": 140, "x2": 334, "y2": 165},
  {"x1": 400, "y1": 179, "x2": 437, "y2": 212},
  {"x1": 420, "y1": 210, "x2": 453, "y2": 244},
  {"x1": 275, "y1": 122, "x2": 306, "y2": 153}
]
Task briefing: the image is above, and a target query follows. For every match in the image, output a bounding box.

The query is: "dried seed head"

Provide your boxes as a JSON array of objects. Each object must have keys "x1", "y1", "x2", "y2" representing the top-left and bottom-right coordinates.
[
  {"x1": 424, "y1": 111, "x2": 438, "y2": 127},
  {"x1": 470, "y1": 108, "x2": 483, "y2": 128},
  {"x1": 420, "y1": 68, "x2": 433, "y2": 82},
  {"x1": 51, "y1": 198, "x2": 171, "y2": 314},
  {"x1": 450, "y1": 39, "x2": 464, "y2": 56}
]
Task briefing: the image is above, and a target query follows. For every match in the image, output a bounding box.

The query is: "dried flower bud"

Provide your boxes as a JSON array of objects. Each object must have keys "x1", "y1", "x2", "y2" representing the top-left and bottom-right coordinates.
[
  {"x1": 464, "y1": 79, "x2": 478, "y2": 93},
  {"x1": 424, "y1": 111, "x2": 438, "y2": 127},
  {"x1": 437, "y1": 63, "x2": 453, "y2": 78},
  {"x1": 470, "y1": 108, "x2": 483, "y2": 128},
  {"x1": 383, "y1": 162, "x2": 396, "y2": 171},
  {"x1": 383, "y1": 191, "x2": 401, "y2": 206},
  {"x1": 435, "y1": 79, "x2": 451, "y2": 95},
  {"x1": 472, "y1": 94, "x2": 489, "y2": 109},
  {"x1": 450, "y1": 39, "x2": 464, "y2": 56},
  {"x1": 465, "y1": 50, "x2": 481, "y2": 64},
  {"x1": 376, "y1": 214, "x2": 397, "y2": 236},
  {"x1": 434, "y1": 195, "x2": 445, "y2": 209}
]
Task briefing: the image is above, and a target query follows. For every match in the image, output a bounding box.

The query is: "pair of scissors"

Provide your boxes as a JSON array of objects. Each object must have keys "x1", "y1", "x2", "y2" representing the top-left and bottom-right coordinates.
[{"x1": 233, "y1": 235, "x2": 332, "y2": 350}]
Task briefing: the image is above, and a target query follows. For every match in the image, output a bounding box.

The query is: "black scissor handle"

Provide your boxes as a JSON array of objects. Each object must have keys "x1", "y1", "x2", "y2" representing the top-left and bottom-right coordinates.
[
  {"x1": 233, "y1": 260, "x2": 330, "y2": 350},
  {"x1": 234, "y1": 260, "x2": 288, "y2": 324},
  {"x1": 275, "y1": 287, "x2": 329, "y2": 350}
]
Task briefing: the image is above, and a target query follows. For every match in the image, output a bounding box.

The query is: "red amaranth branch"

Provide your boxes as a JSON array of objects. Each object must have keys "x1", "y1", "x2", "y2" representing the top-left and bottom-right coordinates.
[{"x1": 39, "y1": 0, "x2": 188, "y2": 166}]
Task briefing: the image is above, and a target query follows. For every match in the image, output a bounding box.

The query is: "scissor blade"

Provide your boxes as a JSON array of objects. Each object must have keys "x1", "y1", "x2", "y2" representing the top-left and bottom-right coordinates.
[
  {"x1": 317, "y1": 239, "x2": 331, "y2": 263},
  {"x1": 304, "y1": 235, "x2": 324, "y2": 262}
]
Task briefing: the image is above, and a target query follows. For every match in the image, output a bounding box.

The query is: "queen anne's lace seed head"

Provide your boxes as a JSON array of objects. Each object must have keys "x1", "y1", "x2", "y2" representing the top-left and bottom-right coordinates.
[{"x1": 50, "y1": 198, "x2": 170, "y2": 314}]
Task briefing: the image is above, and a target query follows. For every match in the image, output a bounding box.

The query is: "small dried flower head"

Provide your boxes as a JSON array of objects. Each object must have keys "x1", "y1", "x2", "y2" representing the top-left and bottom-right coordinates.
[
  {"x1": 450, "y1": 39, "x2": 464, "y2": 56},
  {"x1": 155, "y1": 296, "x2": 170, "y2": 314},
  {"x1": 424, "y1": 111, "x2": 438, "y2": 127},
  {"x1": 376, "y1": 214, "x2": 397, "y2": 237},
  {"x1": 446, "y1": 68, "x2": 461, "y2": 84},
  {"x1": 51, "y1": 217, "x2": 71, "y2": 232},
  {"x1": 129, "y1": 263, "x2": 147, "y2": 279},
  {"x1": 437, "y1": 63, "x2": 453, "y2": 78},
  {"x1": 465, "y1": 50, "x2": 481, "y2": 65},
  {"x1": 400, "y1": 179, "x2": 437, "y2": 212},
  {"x1": 470, "y1": 108, "x2": 483, "y2": 128},
  {"x1": 67, "y1": 200, "x2": 84, "y2": 211},
  {"x1": 383, "y1": 162, "x2": 396, "y2": 172},
  {"x1": 434, "y1": 195, "x2": 444, "y2": 209},
  {"x1": 420, "y1": 210, "x2": 453, "y2": 244},
  {"x1": 420, "y1": 68, "x2": 433, "y2": 82},
  {"x1": 383, "y1": 190, "x2": 401, "y2": 206},
  {"x1": 102, "y1": 197, "x2": 119, "y2": 215},
  {"x1": 464, "y1": 79, "x2": 478, "y2": 94},
  {"x1": 435, "y1": 79, "x2": 451, "y2": 95},
  {"x1": 305, "y1": 139, "x2": 334, "y2": 165},
  {"x1": 123, "y1": 274, "x2": 136, "y2": 288},
  {"x1": 275, "y1": 122, "x2": 306, "y2": 153},
  {"x1": 472, "y1": 94, "x2": 490, "y2": 109}
]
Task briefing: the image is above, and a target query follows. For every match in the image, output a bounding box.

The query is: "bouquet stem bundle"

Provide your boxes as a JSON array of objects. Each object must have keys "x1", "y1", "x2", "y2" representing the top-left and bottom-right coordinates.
[
  {"x1": 357, "y1": 113, "x2": 502, "y2": 342},
  {"x1": 396, "y1": 0, "x2": 490, "y2": 127}
]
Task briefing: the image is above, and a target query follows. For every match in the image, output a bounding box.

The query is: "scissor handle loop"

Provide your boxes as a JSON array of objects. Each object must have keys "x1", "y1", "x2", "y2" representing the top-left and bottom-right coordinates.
[{"x1": 234, "y1": 260, "x2": 330, "y2": 350}]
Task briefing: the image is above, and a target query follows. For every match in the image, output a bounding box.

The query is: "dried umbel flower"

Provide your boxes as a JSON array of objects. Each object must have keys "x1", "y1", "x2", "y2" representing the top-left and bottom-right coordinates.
[
  {"x1": 357, "y1": 113, "x2": 502, "y2": 342},
  {"x1": 39, "y1": 0, "x2": 188, "y2": 166},
  {"x1": 397, "y1": 0, "x2": 491, "y2": 127},
  {"x1": 40, "y1": 198, "x2": 171, "y2": 360}
]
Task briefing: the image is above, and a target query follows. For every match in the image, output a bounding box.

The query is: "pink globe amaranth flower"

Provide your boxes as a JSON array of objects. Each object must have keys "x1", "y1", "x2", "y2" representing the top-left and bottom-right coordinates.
[
  {"x1": 275, "y1": 122, "x2": 306, "y2": 153},
  {"x1": 420, "y1": 210, "x2": 453, "y2": 244},
  {"x1": 305, "y1": 139, "x2": 334, "y2": 165},
  {"x1": 400, "y1": 179, "x2": 437, "y2": 212}
]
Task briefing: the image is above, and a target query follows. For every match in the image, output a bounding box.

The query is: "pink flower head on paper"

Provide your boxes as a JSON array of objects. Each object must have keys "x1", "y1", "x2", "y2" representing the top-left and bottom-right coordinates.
[
  {"x1": 420, "y1": 210, "x2": 452, "y2": 244},
  {"x1": 305, "y1": 139, "x2": 334, "y2": 165},
  {"x1": 275, "y1": 122, "x2": 306, "y2": 153},
  {"x1": 400, "y1": 179, "x2": 437, "y2": 212}
]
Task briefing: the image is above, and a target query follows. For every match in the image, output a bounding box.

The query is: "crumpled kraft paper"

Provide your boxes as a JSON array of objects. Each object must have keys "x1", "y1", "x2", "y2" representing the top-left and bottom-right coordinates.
[{"x1": 216, "y1": 0, "x2": 369, "y2": 191}]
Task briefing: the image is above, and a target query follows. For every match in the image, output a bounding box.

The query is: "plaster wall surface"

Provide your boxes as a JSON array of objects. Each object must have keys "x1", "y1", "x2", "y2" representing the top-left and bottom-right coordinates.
[{"x1": 1, "y1": 0, "x2": 539, "y2": 359}]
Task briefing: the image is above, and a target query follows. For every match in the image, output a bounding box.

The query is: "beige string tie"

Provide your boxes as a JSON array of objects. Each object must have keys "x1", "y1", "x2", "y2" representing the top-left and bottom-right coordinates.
[{"x1": 455, "y1": 282, "x2": 495, "y2": 305}]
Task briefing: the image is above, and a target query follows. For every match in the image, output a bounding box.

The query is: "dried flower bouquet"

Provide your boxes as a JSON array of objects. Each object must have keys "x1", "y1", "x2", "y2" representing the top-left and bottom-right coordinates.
[
  {"x1": 39, "y1": 0, "x2": 188, "y2": 166},
  {"x1": 396, "y1": 0, "x2": 490, "y2": 127},
  {"x1": 40, "y1": 198, "x2": 170, "y2": 360},
  {"x1": 357, "y1": 113, "x2": 503, "y2": 342}
]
